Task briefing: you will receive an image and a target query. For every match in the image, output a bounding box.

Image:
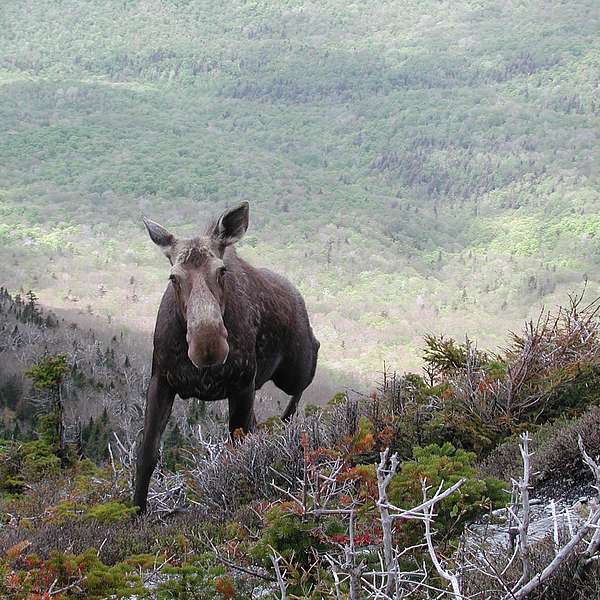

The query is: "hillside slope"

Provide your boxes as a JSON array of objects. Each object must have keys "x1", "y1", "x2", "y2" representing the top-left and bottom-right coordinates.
[
  {"x1": 1, "y1": 0, "x2": 600, "y2": 377},
  {"x1": 2, "y1": 294, "x2": 600, "y2": 598}
]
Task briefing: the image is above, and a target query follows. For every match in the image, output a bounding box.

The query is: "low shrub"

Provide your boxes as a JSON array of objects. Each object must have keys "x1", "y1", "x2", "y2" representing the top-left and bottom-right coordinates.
[
  {"x1": 389, "y1": 442, "x2": 508, "y2": 542},
  {"x1": 0, "y1": 441, "x2": 25, "y2": 494},
  {"x1": 20, "y1": 440, "x2": 61, "y2": 481},
  {"x1": 250, "y1": 503, "x2": 324, "y2": 567},
  {"x1": 156, "y1": 554, "x2": 255, "y2": 599},
  {"x1": 0, "y1": 439, "x2": 60, "y2": 495},
  {"x1": 85, "y1": 501, "x2": 138, "y2": 523},
  {"x1": 1, "y1": 548, "x2": 146, "y2": 599},
  {"x1": 480, "y1": 406, "x2": 600, "y2": 488}
]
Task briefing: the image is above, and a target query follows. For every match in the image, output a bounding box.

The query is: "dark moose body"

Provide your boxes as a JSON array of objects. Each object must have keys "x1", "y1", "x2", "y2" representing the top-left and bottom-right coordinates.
[{"x1": 134, "y1": 203, "x2": 319, "y2": 512}]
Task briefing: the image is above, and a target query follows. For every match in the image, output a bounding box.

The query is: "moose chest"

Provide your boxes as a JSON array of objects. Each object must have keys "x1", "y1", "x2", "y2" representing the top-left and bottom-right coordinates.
[
  {"x1": 165, "y1": 355, "x2": 256, "y2": 402},
  {"x1": 161, "y1": 327, "x2": 283, "y2": 401}
]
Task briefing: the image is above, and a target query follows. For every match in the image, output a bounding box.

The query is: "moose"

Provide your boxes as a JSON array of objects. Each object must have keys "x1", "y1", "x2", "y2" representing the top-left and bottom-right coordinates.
[{"x1": 133, "y1": 202, "x2": 319, "y2": 512}]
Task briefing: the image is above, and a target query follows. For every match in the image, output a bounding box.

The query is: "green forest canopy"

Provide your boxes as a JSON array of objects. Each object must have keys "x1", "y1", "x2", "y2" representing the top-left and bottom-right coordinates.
[{"x1": 1, "y1": 0, "x2": 600, "y2": 377}]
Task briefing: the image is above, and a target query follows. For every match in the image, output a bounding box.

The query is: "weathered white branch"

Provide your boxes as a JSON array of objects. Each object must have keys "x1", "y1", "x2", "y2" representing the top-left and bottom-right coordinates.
[
  {"x1": 511, "y1": 432, "x2": 532, "y2": 593},
  {"x1": 578, "y1": 434, "x2": 600, "y2": 564},
  {"x1": 421, "y1": 479, "x2": 464, "y2": 598},
  {"x1": 376, "y1": 448, "x2": 400, "y2": 595},
  {"x1": 271, "y1": 553, "x2": 287, "y2": 600},
  {"x1": 508, "y1": 507, "x2": 600, "y2": 599}
]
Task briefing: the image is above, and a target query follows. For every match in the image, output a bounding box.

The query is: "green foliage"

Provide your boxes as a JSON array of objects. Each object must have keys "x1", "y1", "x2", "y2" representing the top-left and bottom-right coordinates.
[
  {"x1": 304, "y1": 403, "x2": 320, "y2": 417},
  {"x1": 156, "y1": 554, "x2": 250, "y2": 599},
  {"x1": 186, "y1": 398, "x2": 206, "y2": 427},
  {"x1": 260, "y1": 415, "x2": 285, "y2": 433},
  {"x1": 163, "y1": 423, "x2": 186, "y2": 471},
  {"x1": 36, "y1": 410, "x2": 61, "y2": 447},
  {"x1": 47, "y1": 499, "x2": 86, "y2": 524},
  {"x1": 46, "y1": 498, "x2": 137, "y2": 525},
  {"x1": 2, "y1": 549, "x2": 147, "y2": 599},
  {"x1": 428, "y1": 409, "x2": 506, "y2": 456},
  {"x1": 389, "y1": 443, "x2": 508, "y2": 541},
  {"x1": 0, "y1": 376, "x2": 22, "y2": 411},
  {"x1": 423, "y1": 335, "x2": 470, "y2": 374},
  {"x1": 351, "y1": 416, "x2": 376, "y2": 454},
  {"x1": 526, "y1": 362, "x2": 600, "y2": 421},
  {"x1": 423, "y1": 335, "x2": 497, "y2": 377},
  {"x1": 81, "y1": 412, "x2": 112, "y2": 463},
  {"x1": 26, "y1": 354, "x2": 68, "y2": 391},
  {"x1": 26, "y1": 354, "x2": 69, "y2": 456},
  {"x1": 20, "y1": 440, "x2": 62, "y2": 481},
  {"x1": 0, "y1": 1, "x2": 600, "y2": 380},
  {"x1": 85, "y1": 501, "x2": 138, "y2": 523},
  {"x1": 0, "y1": 440, "x2": 26, "y2": 494},
  {"x1": 2, "y1": 2, "x2": 600, "y2": 595},
  {"x1": 419, "y1": 297, "x2": 600, "y2": 454},
  {"x1": 0, "y1": 439, "x2": 61, "y2": 494},
  {"x1": 327, "y1": 392, "x2": 347, "y2": 407},
  {"x1": 250, "y1": 504, "x2": 323, "y2": 567}
]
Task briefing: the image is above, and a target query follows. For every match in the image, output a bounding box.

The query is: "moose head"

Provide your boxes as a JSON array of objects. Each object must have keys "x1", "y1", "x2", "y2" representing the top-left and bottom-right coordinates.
[{"x1": 143, "y1": 202, "x2": 249, "y2": 368}]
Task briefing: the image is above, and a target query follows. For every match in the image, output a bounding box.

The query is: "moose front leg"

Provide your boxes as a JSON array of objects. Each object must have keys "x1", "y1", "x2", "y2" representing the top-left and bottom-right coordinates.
[
  {"x1": 134, "y1": 375, "x2": 175, "y2": 514},
  {"x1": 228, "y1": 382, "x2": 256, "y2": 436}
]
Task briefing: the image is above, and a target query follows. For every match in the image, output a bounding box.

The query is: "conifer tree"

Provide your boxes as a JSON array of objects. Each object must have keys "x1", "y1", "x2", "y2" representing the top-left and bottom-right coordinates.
[{"x1": 26, "y1": 354, "x2": 69, "y2": 457}]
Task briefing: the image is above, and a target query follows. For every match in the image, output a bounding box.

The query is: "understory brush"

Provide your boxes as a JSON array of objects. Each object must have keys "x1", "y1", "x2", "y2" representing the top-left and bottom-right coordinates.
[{"x1": 2, "y1": 295, "x2": 600, "y2": 597}]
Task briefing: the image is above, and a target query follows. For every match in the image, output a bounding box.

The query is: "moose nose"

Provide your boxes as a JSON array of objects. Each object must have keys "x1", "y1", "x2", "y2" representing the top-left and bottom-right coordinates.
[{"x1": 187, "y1": 336, "x2": 229, "y2": 369}]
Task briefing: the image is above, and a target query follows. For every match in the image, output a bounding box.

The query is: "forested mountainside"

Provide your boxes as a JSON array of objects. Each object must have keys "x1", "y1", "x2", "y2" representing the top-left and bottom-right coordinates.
[
  {"x1": 0, "y1": 287, "x2": 343, "y2": 456},
  {"x1": 3, "y1": 1, "x2": 600, "y2": 597},
  {"x1": 2, "y1": 0, "x2": 600, "y2": 378},
  {"x1": 0, "y1": 288, "x2": 149, "y2": 460}
]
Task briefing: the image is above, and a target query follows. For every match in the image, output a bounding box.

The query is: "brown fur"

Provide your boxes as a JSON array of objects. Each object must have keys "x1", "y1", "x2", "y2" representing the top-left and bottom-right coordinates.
[{"x1": 134, "y1": 203, "x2": 319, "y2": 512}]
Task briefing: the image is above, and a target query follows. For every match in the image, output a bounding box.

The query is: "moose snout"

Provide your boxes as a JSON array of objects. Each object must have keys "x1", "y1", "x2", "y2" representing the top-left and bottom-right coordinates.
[{"x1": 187, "y1": 327, "x2": 229, "y2": 368}]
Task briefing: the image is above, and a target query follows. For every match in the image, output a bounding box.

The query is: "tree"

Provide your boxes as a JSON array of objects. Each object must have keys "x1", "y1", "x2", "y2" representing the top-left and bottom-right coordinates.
[{"x1": 26, "y1": 354, "x2": 69, "y2": 457}]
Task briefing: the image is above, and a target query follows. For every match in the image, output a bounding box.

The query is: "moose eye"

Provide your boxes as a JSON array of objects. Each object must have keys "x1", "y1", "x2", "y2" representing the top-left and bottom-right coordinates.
[
  {"x1": 217, "y1": 267, "x2": 227, "y2": 284},
  {"x1": 169, "y1": 273, "x2": 178, "y2": 285}
]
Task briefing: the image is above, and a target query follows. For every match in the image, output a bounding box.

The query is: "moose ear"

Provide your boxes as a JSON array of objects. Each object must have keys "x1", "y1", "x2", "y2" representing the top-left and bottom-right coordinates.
[
  {"x1": 214, "y1": 202, "x2": 249, "y2": 246},
  {"x1": 143, "y1": 217, "x2": 175, "y2": 258}
]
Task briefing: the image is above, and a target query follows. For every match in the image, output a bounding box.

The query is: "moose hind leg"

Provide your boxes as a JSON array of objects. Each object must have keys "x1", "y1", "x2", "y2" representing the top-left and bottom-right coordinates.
[
  {"x1": 134, "y1": 375, "x2": 175, "y2": 514},
  {"x1": 281, "y1": 392, "x2": 303, "y2": 421}
]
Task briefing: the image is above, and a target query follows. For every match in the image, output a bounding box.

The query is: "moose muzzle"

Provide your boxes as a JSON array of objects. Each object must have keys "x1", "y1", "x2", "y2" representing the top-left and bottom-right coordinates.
[{"x1": 186, "y1": 325, "x2": 229, "y2": 368}]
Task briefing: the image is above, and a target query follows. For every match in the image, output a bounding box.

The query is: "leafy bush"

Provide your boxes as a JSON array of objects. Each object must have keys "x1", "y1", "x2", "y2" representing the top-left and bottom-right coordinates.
[
  {"x1": 20, "y1": 440, "x2": 61, "y2": 481},
  {"x1": 1, "y1": 548, "x2": 146, "y2": 599},
  {"x1": 389, "y1": 442, "x2": 508, "y2": 541},
  {"x1": 85, "y1": 501, "x2": 138, "y2": 523},
  {"x1": 25, "y1": 354, "x2": 69, "y2": 392},
  {"x1": 480, "y1": 406, "x2": 600, "y2": 487},
  {"x1": 46, "y1": 499, "x2": 137, "y2": 525},
  {"x1": 157, "y1": 554, "x2": 252, "y2": 599},
  {"x1": 0, "y1": 439, "x2": 60, "y2": 495},
  {"x1": 0, "y1": 441, "x2": 25, "y2": 494},
  {"x1": 250, "y1": 504, "x2": 324, "y2": 567}
]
